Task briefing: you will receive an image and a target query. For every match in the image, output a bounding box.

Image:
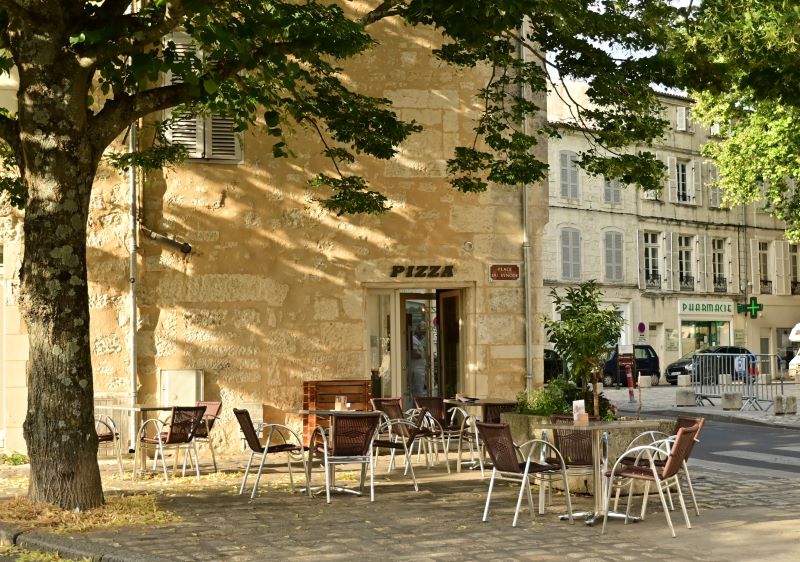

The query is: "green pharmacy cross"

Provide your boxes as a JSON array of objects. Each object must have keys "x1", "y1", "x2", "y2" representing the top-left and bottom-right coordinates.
[{"x1": 737, "y1": 297, "x2": 763, "y2": 319}]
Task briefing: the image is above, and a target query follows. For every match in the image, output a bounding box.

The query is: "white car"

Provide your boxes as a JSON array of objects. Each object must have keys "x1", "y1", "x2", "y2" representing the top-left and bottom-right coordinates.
[{"x1": 789, "y1": 351, "x2": 800, "y2": 380}]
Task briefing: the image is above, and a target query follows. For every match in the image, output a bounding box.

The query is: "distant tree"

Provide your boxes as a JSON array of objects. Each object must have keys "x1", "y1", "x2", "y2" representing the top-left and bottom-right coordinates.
[
  {"x1": 543, "y1": 281, "x2": 624, "y2": 417},
  {"x1": 0, "y1": 1, "x2": 676, "y2": 509}
]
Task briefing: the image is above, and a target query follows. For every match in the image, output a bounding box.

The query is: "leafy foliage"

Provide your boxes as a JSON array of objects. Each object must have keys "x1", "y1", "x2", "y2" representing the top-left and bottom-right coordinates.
[
  {"x1": 515, "y1": 378, "x2": 616, "y2": 420},
  {"x1": 542, "y1": 281, "x2": 624, "y2": 416},
  {"x1": 0, "y1": 451, "x2": 29, "y2": 465}
]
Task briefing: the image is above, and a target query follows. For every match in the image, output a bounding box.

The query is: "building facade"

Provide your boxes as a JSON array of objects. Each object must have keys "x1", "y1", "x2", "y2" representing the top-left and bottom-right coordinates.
[
  {"x1": 0, "y1": 16, "x2": 549, "y2": 452},
  {"x1": 544, "y1": 82, "x2": 800, "y2": 380}
]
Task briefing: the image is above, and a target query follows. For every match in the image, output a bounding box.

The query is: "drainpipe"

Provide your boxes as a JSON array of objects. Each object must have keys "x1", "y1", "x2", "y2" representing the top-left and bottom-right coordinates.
[
  {"x1": 519, "y1": 19, "x2": 534, "y2": 393},
  {"x1": 127, "y1": 121, "x2": 138, "y2": 452}
]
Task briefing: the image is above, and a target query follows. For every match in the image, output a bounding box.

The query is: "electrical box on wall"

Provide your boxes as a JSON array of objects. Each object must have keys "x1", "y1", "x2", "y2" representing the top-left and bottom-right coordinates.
[{"x1": 158, "y1": 369, "x2": 204, "y2": 406}]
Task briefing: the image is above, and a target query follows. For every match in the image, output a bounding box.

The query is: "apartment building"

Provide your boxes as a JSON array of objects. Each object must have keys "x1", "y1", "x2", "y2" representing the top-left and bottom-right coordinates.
[{"x1": 544, "y1": 83, "x2": 800, "y2": 378}]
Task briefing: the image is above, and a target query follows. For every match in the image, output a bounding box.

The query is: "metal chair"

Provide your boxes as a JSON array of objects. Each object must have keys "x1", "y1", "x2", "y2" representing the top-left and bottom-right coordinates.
[
  {"x1": 194, "y1": 400, "x2": 222, "y2": 473},
  {"x1": 602, "y1": 424, "x2": 700, "y2": 538},
  {"x1": 134, "y1": 405, "x2": 206, "y2": 481},
  {"x1": 476, "y1": 421, "x2": 573, "y2": 527},
  {"x1": 372, "y1": 407, "x2": 431, "y2": 491},
  {"x1": 95, "y1": 414, "x2": 123, "y2": 475},
  {"x1": 414, "y1": 396, "x2": 465, "y2": 473},
  {"x1": 307, "y1": 412, "x2": 382, "y2": 503},
  {"x1": 233, "y1": 407, "x2": 308, "y2": 499}
]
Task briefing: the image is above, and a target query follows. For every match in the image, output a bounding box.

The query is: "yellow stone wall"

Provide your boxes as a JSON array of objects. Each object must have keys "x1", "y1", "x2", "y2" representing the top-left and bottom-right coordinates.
[{"x1": 1, "y1": 7, "x2": 549, "y2": 452}]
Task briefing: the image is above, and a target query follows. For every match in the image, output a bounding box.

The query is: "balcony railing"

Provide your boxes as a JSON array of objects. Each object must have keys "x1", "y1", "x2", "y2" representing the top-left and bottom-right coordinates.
[
  {"x1": 760, "y1": 279, "x2": 773, "y2": 294},
  {"x1": 645, "y1": 273, "x2": 661, "y2": 290},
  {"x1": 713, "y1": 275, "x2": 727, "y2": 293},
  {"x1": 793, "y1": 281, "x2": 800, "y2": 295},
  {"x1": 679, "y1": 275, "x2": 695, "y2": 291}
]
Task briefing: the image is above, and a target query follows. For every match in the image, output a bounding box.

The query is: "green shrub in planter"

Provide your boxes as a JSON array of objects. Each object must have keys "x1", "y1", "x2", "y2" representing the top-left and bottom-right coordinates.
[{"x1": 515, "y1": 378, "x2": 617, "y2": 420}]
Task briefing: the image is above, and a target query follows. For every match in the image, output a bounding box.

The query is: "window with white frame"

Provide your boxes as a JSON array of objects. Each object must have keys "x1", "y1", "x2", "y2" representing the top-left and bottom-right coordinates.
[
  {"x1": 712, "y1": 238, "x2": 726, "y2": 291},
  {"x1": 604, "y1": 231, "x2": 624, "y2": 282},
  {"x1": 676, "y1": 106, "x2": 692, "y2": 132},
  {"x1": 604, "y1": 178, "x2": 622, "y2": 204},
  {"x1": 676, "y1": 159, "x2": 691, "y2": 202},
  {"x1": 644, "y1": 232, "x2": 660, "y2": 287},
  {"x1": 165, "y1": 33, "x2": 242, "y2": 161},
  {"x1": 759, "y1": 241, "x2": 770, "y2": 281},
  {"x1": 559, "y1": 151, "x2": 579, "y2": 200},
  {"x1": 560, "y1": 228, "x2": 581, "y2": 280},
  {"x1": 678, "y1": 235, "x2": 694, "y2": 287}
]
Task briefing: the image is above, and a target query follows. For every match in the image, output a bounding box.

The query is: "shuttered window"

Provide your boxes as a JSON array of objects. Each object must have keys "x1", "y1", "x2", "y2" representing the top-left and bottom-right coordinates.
[
  {"x1": 165, "y1": 33, "x2": 242, "y2": 162},
  {"x1": 604, "y1": 231, "x2": 624, "y2": 282},
  {"x1": 604, "y1": 178, "x2": 622, "y2": 204},
  {"x1": 560, "y1": 228, "x2": 581, "y2": 280},
  {"x1": 559, "y1": 151, "x2": 579, "y2": 200}
]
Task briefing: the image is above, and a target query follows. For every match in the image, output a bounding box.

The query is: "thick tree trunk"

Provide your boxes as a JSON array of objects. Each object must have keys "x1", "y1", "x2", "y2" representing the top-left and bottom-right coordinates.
[{"x1": 13, "y1": 20, "x2": 105, "y2": 509}]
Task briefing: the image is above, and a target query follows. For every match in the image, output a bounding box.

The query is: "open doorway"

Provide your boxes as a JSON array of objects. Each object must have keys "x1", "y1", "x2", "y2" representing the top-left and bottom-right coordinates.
[{"x1": 367, "y1": 288, "x2": 463, "y2": 407}]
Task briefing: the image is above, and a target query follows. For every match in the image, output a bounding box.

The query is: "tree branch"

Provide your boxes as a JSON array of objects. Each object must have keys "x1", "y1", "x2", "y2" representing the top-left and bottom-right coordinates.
[{"x1": 360, "y1": 0, "x2": 405, "y2": 25}]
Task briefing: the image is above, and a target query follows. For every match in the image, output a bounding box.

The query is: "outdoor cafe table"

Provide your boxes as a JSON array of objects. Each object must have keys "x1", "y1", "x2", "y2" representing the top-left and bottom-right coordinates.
[{"x1": 513, "y1": 417, "x2": 664, "y2": 525}]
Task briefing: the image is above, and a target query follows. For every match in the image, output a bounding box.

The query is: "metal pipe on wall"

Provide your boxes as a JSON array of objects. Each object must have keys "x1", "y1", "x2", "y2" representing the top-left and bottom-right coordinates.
[
  {"x1": 519, "y1": 18, "x2": 534, "y2": 393},
  {"x1": 127, "y1": 120, "x2": 138, "y2": 452}
]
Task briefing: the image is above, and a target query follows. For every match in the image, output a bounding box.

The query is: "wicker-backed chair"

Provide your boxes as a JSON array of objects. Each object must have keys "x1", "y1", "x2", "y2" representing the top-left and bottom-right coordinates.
[
  {"x1": 476, "y1": 421, "x2": 573, "y2": 527},
  {"x1": 308, "y1": 412, "x2": 383, "y2": 503},
  {"x1": 615, "y1": 415, "x2": 706, "y2": 517},
  {"x1": 95, "y1": 414, "x2": 123, "y2": 475},
  {"x1": 194, "y1": 400, "x2": 222, "y2": 473},
  {"x1": 370, "y1": 397, "x2": 405, "y2": 421},
  {"x1": 372, "y1": 407, "x2": 431, "y2": 491},
  {"x1": 134, "y1": 405, "x2": 206, "y2": 481},
  {"x1": 602, "y1": 424, "x2": 700, "y2": 538},
  {"x1": 233, "y1": 408, "x2": 308, "y2": 499},
  {"x1": 414, "y1": 396, "x2": 470, "y2": 474}
]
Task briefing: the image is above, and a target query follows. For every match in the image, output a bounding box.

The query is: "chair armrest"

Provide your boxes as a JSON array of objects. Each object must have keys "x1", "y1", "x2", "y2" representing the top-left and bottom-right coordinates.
[
  {"x1": 310, "y1": 425, "x2": 329, "y2": 452},
  {"x1": 623, "y1": 430, "x2": 671, "y2": 450},
  {"x1": 262, "y1": 423, "x2": 305, "y2": 449},
  {"x1": 517, "y1": 438, "x2": 567, "y2": 467},
  {"x1": 137, "y1": 418, "x2": 166, "y2": 443}
]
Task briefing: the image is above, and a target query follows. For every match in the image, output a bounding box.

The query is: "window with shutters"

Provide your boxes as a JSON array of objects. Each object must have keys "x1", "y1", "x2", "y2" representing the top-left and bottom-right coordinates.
[
  {"x1": 791, "y1": 244, "x2": 800, "y2": 295},
  {"x1": 604, "y1": 231, "x2": 624, "y2": 282},
  {"x1": 559, "y1": 151, "x2": 579, "y2": 200},
  {"x1": 709, "y1": 122, "x2": 721, "y2": 136},
  {"x1": 678, "y1": 235, "x2": 694, "y2": 290},
  {"x1": 643, "y1": 232, "x2": 661, "y2": 289},
  {"x1": 560, "y1": 228, "x2": 581, "y2": 280},
  {"x1": 603, "y1": 178, "x2": 622, "y2": 204},
  {"x1": 759, "y1": 241, "x2": 772, "y2": 293},
  {"x1": 712, "y1": 238, "x2": 727, "y2": 292},
  {"x1": 676, "y1": 106, "x2": 692, "y2": 132},
  {"x1": 165, "y1": 34, "x2": 242, "y2": 162}
]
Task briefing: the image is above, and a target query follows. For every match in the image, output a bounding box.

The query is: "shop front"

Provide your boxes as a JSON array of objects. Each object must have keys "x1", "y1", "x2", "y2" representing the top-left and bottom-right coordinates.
[{"x1": 677, "y1": 299, "x2": 735, "y2": 355}]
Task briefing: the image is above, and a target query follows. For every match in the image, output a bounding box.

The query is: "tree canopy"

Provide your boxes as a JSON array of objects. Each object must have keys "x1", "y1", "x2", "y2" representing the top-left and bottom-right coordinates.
[{"x1": 678, "y1": 0, "x2": 800, "y2": 240}]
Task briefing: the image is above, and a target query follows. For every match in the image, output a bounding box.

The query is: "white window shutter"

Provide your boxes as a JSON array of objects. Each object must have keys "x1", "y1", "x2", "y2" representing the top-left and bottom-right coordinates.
[
  {"x1": 569, "y1": 156, "x2": 579, "y2": 199},
  {"x1": 165, "y1": 33, "x2": 204, "y2": 158},
  {"x1": 667, "y1": 156, "x2": 677, "y2": 202},
  {"x1": 604, "y1": 233, "x2": 613, "y2": 281},
  {"x1": 205, "y1": 115, "x2": 242, "y2": 161},
  {"x1": 776, "y1": 241, "x2": 790, "y2": 295},
  {"x1": 710, "y1": 122, "x2": 721, "y2": 136},
  {"x1": 614, "y1": 232, "x2": 624, "y2": 281},
  {"x1": 691, "y1": 160, "x2": 701, "y2": 205},
  {"x1": 560, "y1": 152, "x2": 569, "y2": 198},
  {"x1": 750, "y1": 239, "x2": 761, "y2": 295},
  {"x1": 697, "y1": 235, "x2": 707, "y2": 292},
  {"x1": 572, "y1": 230, "x2": 581, "y2": 279},
  {"x1": 676, "y1": 106, "x2": 687, "y2": 132},
  {"x1": 727, "y1": 238, "x2": 736, "y2": 292},
  {"x1": 663, "y1": 232, "x2": 674, "y2": 290},
  {"x1": 561, "y1": 230, "x2": 570, "y2": 279}
]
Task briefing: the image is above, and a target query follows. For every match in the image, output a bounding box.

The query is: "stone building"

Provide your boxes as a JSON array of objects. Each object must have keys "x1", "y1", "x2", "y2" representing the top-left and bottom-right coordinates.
[
  {"x1": 544, "y1": 82, "x2": 800, "y2": 380},
  {"x1": 0, "y1": 16, "x2": 549, "y2": 452}
]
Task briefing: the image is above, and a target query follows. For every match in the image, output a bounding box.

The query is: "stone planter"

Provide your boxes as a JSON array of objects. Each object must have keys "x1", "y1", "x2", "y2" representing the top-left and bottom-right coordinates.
[{"x1": 501, "y1": 412, "x2": 675, "y2": 494}]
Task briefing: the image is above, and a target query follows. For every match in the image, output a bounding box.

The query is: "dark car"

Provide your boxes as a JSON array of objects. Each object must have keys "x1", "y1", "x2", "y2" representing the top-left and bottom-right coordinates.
[
  {"x1": 602, "y1": 344, "x2": 660, "y2": 387},
  {"x1": 544, "y1": 348, "x2": 564, "y2": 382},
  {"x1": 665, "y1": 345, "x2": 758, "y2": 385}
]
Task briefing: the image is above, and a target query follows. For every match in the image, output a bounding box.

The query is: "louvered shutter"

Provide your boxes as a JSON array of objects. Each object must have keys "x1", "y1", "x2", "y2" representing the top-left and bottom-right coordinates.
[
  {"x1": 205, "y1": 115, "x2": 241, "y2": 160},
  {"x1": 691, "y1": 159, "x2": 701, "y2": 205},
  {"x1": 569, "y1": 155, "x2": 579, "y2": 199},
  {"x1": 750, "y1": 239, "x2": 761, "y2": 295},
  {"x1": 614, "y1": 231, "x2": 624, "y2": 281},
  {"x1": 776, "y1": 241, "x2": 790, "y2": 295},
  {"x1": 697, "y1": 235, "x2": 707, "y2": 292},
  {"x1": 560, "y1": 152, "x2": 569, "y2": 198},
  {"x1": 667, "y1": 156, "x2": 677, "y2": 202},
  {"x1": 676, "y1": 107, "x2": 687, "y2": 131},
  {"x1": 637, "y1": 229, "x2": 645, "y2": 289},
  {"x1": 165, "y1": 33, "x2": 204, "y2": 158},
  {"x1": 663, "y1": 232, "x2": 674, "y2": 290}
]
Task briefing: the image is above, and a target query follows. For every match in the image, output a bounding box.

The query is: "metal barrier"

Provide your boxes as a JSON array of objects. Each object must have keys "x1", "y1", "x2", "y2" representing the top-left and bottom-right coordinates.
[{"x1": 690, "y1": 353, "x2": 784, "y2": 411}]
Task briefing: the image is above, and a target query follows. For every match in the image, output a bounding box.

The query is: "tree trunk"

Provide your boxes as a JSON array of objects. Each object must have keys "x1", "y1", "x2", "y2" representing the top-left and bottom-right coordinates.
[{"x1": 14, "y1": 22, "x2": 104, "y2": 509}]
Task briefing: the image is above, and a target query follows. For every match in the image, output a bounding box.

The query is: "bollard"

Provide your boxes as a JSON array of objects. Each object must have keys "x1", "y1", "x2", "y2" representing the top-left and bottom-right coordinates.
[
  {"x1": 626, "y1": 365, "x2": 635, "y2": 402},
  {"x1": 677, "y1": 374, "x2": 692, "y2": 387},
  {"x1": 718, "y1": 373, "x2": 732, "y2": 385},
  {"x1": 676, "y1": 388, "x2": 695, "y2": 406},
  {"x1": 637, "y1": 374, "x2": 652, "y2": 388},
  {"x1": 721, "y1": 392, "x2": 743, "y2": 410},
  {"x1": 774, "y1": 395, "x2": 798, "y2": 415}
]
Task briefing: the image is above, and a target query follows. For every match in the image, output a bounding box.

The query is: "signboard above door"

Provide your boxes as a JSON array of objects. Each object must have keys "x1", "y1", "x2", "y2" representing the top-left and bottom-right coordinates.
[{"x1": 390, "y1": 265, "x2": 454, "y2": 278}]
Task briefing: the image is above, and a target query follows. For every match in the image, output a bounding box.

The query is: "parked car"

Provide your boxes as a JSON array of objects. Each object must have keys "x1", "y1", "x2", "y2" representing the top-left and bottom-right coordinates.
[
  {"x1": 602, "y1": 344, "x2": 660, "y2": 387},
  {"x1": 665, "y1": 345, "x2": 758, "y2": 385},
  {"x1": 544, "y1": 348, "x2": 564, "y2": 383},
  {"x1": 789, "y1": 350, "x2": 800, "y2": 380}
]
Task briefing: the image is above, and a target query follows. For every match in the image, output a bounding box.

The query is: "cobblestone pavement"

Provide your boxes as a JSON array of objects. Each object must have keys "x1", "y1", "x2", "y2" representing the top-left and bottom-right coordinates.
[{"x1": 2, "y1": 451, "x2": 800, "y2": 562}]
